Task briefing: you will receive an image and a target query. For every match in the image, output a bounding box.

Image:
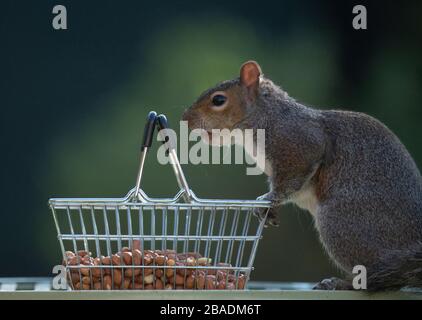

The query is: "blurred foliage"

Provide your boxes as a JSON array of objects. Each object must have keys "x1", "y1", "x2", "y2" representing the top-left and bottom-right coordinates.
[{"x1": 0, "y1": 0, "x2": 421, "y2": 283}]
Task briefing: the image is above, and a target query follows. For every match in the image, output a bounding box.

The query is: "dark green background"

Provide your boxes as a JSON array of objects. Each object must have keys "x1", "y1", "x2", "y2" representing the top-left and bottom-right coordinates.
[{"x1": 1, "y1": 0, "x2": 421, "y2": 283}]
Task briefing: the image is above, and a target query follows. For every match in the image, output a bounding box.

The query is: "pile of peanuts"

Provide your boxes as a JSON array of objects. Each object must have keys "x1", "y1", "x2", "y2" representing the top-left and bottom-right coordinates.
[{"x1": 63, "y1": 242, "x2": 246, "y2": 290}]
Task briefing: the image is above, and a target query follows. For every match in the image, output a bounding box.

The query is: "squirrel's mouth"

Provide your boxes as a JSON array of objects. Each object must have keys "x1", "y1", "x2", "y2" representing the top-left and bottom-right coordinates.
[
  {"x1": 202, "y1": 129, "x2": 230, "y2": 147},
  {"x1": 203, "y1": 130, "x2": 213, "y2": 142}
]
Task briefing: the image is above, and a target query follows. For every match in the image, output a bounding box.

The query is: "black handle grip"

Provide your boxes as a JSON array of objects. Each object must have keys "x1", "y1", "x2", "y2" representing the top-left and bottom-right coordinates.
[
  {"x1": 157, "y1": 114, "x2": 174, "y2": 153},
  {"x1": 141, "y1": 111, "x2": 158, "y2": 151},
  {"x1": 156, "y1": 114, "x2": 169, "y2": 131}
]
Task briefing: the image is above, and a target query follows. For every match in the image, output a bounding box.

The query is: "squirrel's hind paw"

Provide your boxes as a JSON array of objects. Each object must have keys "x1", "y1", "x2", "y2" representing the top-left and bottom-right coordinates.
[{"x1": 313, "y1": 277, "x2": 353, "y2": 291}]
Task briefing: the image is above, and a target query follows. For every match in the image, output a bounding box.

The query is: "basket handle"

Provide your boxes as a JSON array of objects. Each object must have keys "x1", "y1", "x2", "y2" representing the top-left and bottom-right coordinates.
[
  {"x1": 157, "y1": 114, "x2": 193, "y2": 202},
  {"x1": 134, "y1": 111, "x2": 157, "y2": 200},
  {"x1": 141, "y1": 111, "x2": 158, "y2": 151}
]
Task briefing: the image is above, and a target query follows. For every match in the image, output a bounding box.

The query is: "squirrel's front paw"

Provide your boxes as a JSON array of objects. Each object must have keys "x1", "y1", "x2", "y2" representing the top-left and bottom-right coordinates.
[
  {"x1": 253, "y1": 207, "x2": 279, "y2": 227},
  {"x1": 254, "y1": 193, "x2": 280, "y2": 227}
]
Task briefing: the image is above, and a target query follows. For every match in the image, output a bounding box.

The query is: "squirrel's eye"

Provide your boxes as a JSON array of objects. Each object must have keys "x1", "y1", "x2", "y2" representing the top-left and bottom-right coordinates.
[{"x1": 212, "y1": 94, "x2": 227, "y2": 107}]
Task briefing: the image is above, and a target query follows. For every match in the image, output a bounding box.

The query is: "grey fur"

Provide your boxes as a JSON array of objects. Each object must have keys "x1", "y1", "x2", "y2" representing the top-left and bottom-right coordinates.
[{"x1": 228, "y1": 77, "x2": 422, "y2": 290}]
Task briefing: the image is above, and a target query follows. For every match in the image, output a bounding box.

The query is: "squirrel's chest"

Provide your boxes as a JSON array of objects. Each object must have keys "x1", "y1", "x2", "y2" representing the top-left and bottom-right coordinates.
[{"x1": 289, "y1": 184, "x2": 319, "y2": 216}]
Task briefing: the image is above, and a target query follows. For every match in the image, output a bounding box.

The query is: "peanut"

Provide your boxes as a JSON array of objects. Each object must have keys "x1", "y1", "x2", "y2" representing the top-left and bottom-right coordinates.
[
  {"x1": 143, "y1": 255, "x2": 152, "y2": 265},
  {"x1": 217, "y1": 263, "x2": 233, "y2": 274},
  {"x1": 122, "y1": 278, "x2": 131, "y2": 290},
  {"x1": 186, "y1": 257, "x2": 196, "y2": 266},
  {"x1": 236, "y1": 275, "x2": 246, "y2": 289},
  {"x1": 69, "y1": 270, "x2": 81, "y2": 284},
  {"x1": 82, "y1": 276, "x2": 91, "y2": 285},
  {"x1": 195, "y1": 270, "x2": 206, "y2": 278},
  {"x1": 91, "y1": 258, "x2": 101, "y2": 277},
  {"x1": 204, "y1": 268, "x2": 216, "y2": 276},
  {"x1": 101, "y1": 256, "x2": 111, "y2": 265},
  {"x1": 227, "y1": 274, "x2": 236, "y2": 282},
  {"x1": 81, "y1": 255, "x2": 93, "y2": 264},
  {"x1": 167, "y1": 258, "x2": 176, "y2": 266},
  {"x1": 91, "y1": 268, "x2": 101, "y2": 278},
  {"x1": 67, "y1": 256, "x2": 79, "y2": 266},
  {"x1": 131, "y1": 282, "x2": 144, "y2": 289},
  {"x1": 155, "y1": 279, "x2": 164, "y2": 290},
  {"x1": 80, "y1": 267, "x2": 91, "y2": 277},
  {"x1": 216, "y1": 270, "x2": 227, "y2": 281},
  {"x1": 77, "y1": 250, "x2": 91, "y2": 257},
  {"x1": 216, "y1": 280, "x2": 226, "y2": 290},
  {"x1": 75, "y1": 282, "x2": 90, "y2": 290},
  {"x1": 175, "y1": 274, "x2": 185, "y2": 286},
  {"x1": 175, "y1": 262, "x2": 186, "y2": 276},
  {"x1": 155, "y1": 269, "x2": 164, "y2": 278},
  {"x1": 185, "y1": 275, "x2": 195, "y2": 289},
  {"x1": 124, "y1": 267, "x2": 141, "y2": 277},
  {"x1": 65, "y1": 251, "x2": 75, "y2": 258},
  {"x1": 226, "y1": 282, "x2": 236, "y2": 290},
  {"x1": 165, "y1": 268, "x2": 174, "y2": 278},
  {"x1": 103, "y1": 275, "x2": 112, "y2": 290},
  {"x1": 162, "y1": 249, "x2": 176, "y2": 257},
  {"x1": 132, "y1": 249, "x2": 142, "y2": 265},
  {"x1": 144, "y1": 274, "x2": 154, "y2": 285},
  {"x1": 197, "y1": 257, "x2": 212, "y2": 266},
  {"x1": 143, "y1": 268, "x2": 153, "y2": 276},
  {"x1": 205, "y1": 275, "x2": 217, "y2": 290},
  {"x1": 178, "y1": 252, "x2": 202, "y2": 260},
  {"x1": 155, "y1": 255, "x2": 166, "y2": 266},
  {"x1": 167, "y1": 253, "x2": 177, "y2": 260},
  {"x1": 111, "y1": 254, "x2": 122, "y2": 266},
  {"x1": 93, "y1": 281, "x2": 102, "y2": 290},
  {"x1": 113, "y1": 269, "x2": 122, "y2": 285},
  {"x1": 121, "y1": 251, "x2": 132, "y2": 265},
  {"x1": 185, "y1": 269, "x2": 195, "y2": 277}
]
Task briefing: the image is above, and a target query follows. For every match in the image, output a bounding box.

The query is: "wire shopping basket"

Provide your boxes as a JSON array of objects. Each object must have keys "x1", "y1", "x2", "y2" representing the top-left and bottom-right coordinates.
[{"x1": 50, "y1": 111, "x2": 271, "y2": 290}]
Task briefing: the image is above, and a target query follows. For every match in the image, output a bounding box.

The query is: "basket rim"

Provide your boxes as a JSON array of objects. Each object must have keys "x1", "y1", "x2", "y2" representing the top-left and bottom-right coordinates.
[{"x1": 49, "y1": 188, "x2": 272, "y2": 208}]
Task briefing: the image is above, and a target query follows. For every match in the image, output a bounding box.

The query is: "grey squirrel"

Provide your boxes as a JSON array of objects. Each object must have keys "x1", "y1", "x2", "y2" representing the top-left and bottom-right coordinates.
[{"x1": 182, "y1": 61, "x2": 422, "y2": 291}]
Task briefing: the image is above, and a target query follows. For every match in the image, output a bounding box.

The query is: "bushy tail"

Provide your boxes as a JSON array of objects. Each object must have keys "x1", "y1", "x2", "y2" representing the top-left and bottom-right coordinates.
[{"x1": 367, "y1": 242, "x2": 422, "y2": 291}]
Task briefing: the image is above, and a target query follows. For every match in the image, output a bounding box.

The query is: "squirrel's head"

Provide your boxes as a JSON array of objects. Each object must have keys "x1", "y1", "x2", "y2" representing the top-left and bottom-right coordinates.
[{"x1": 182, "y1": 61, "x2": 262, "y2": 132}]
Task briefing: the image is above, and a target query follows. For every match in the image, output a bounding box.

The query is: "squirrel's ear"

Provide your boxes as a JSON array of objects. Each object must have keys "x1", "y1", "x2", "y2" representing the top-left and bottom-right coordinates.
[{"x1": 240, "y1": 61, "x2": 262, "y2": 88}]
